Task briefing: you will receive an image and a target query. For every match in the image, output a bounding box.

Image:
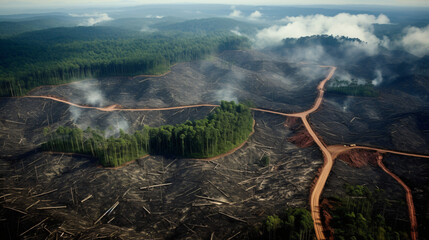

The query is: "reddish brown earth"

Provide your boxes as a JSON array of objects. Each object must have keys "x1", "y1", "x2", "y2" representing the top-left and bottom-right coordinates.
[
  {"x1": 283, "y1": 116, "x2": 300, "y2": 129},
  {"x1": 288, "y1": 128, "x2": 315, "y2": 148},
  {"x1": 320, "y1": 199, "x2": 334, "y2": 240},
  {"x1": 336, "y1": 149, "x2": 380, "y2": 168}
]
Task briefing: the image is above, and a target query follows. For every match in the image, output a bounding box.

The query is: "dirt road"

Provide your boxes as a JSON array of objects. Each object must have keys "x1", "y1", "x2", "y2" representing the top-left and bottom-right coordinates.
[
  {"x1": 23, "y1": 96, "x2": 218, "y2": 112},
  {"x1": 377, "y1": 155, "x2": 418, "y2": 240}
]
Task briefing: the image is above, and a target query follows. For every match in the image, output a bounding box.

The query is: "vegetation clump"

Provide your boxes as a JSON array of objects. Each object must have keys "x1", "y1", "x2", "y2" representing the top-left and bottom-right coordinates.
[
  {"x1": 259, "y1": 154, "x2": 270, "y2": 167},
  {"x1": 42, "y1": 101, "x2": 253, "y2": 167},
  {"x1": 259, "y1": 208, "x2": 314, "y2": 240},
  {"x1": 326, "y1": 184, "x2": 410, "y2": 240},
  {"x1": 327, "y1": 78, "x2": 378, "y2": 97}
]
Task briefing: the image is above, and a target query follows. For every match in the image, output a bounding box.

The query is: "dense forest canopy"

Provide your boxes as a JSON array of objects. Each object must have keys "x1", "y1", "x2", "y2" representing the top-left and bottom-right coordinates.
[
  {"x1": 0, "y1": 26, "x2": 250, "y2": 96},
  {"x1": 42, "y1": 101, "x2": 254, "y2": 167}
]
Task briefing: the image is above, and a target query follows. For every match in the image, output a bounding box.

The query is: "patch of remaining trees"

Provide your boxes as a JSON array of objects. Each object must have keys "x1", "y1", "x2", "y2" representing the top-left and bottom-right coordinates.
[{"x1": 42, "y1": 101, "x2": 254, "y2": 167}]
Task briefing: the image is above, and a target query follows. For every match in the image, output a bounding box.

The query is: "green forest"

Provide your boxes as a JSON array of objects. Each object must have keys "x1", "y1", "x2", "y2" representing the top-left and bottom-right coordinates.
[
  {"x1": 258, "y1": 208, "x2": 314, "y2": 240},
  {"x1": 327, "y1": 78, "x2": 378, "y2": 97},
  {"x1": 42, "y1": 101, "x2": 254, "y2": 167},
  {"x1": 325, "y1": 184, "x2": 410, "y2": 240},
  {"x1": 0, "y1": 27, "x2": 250, "y2": 96}
]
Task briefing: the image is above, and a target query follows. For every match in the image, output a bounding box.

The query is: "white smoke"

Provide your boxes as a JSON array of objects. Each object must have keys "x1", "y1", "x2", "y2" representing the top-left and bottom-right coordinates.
[
  {"x1": 342, "y1": 96, "x2": 353, "y2": 112},
  {"x1": 229, "y1": 9, "x2": 243, "y2": 18},
  {"x1": 105, "y1": 117, "x2": 130, "y2": 138},
  {"x1": 72, "y1": 81, "x2": 105, "y2": 107},
  {"x1": 70, "y1": 13, "x2": 113, "y2": 26},
  {"x1": 249, "y1": 11, "x2": 262, "y2": 19},
  {"x1": 400, "y1": 24, "x2": 429, "y2": 57},
  {"x1": 69, "y1": 106, "x2": 82, "y2": 123},
  {"x1": 371, "y1": 69, "x2": 383, "y2": 86},
  {"x1": 140, "y1": 26, "x2": 157, "y2": 32},
  {"x1": 255, "y1": 13, "x2": 390, "y2": 51},
  {"x1": 215, "y1": 85, "x2": 238, "y2": 103}
]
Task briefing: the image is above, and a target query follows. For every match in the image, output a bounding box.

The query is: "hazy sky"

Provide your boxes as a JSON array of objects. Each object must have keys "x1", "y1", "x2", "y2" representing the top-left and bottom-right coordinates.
[{"x1": 2, "y1": 0, "x2": 429, "y2": 9}]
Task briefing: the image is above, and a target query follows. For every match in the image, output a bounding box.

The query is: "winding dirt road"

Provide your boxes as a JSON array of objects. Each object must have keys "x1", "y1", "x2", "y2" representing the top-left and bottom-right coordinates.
[
  {"x1": 377, "y1": 155, "x2": 418, "y2": 240},
  {"x1": 20, "y1": 65, "x2": 429, "y2": 240}
]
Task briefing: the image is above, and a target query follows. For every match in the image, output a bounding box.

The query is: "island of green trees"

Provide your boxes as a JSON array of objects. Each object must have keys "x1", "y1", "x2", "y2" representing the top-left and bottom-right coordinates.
[{"x1": 42, "y1": 101, "x2": 254, "y2": 167}]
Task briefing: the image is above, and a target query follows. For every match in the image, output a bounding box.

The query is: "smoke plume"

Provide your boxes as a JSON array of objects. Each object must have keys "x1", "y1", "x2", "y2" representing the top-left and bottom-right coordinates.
[
  {"x1": 72, "y1": 81, "x2": 105, "y2": 107},
  {"x1": 70, "y1": 13, "x2": 113, "y2": 26},
  {"x1": 371, "y1": 70, "x2": 383, "y2": 86}
]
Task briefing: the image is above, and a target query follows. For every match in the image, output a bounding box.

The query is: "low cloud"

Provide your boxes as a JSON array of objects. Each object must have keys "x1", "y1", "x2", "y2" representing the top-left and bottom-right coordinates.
[
  {"x1": 145, "y1": 15, "x2": 164, "y2": 19},
  {"x1": 249, "y1": 11, "x2": 262, "y2": 19},
  {"x1": 255, "y1": 13, "x2": 390, "y2": 51},
  {"x1": 140, "y1": 26, "x2": 157, "y2": 32},
  {"x1": 400, "y1": 25, "x2": 429, "y2": 57},
  {"x1": 70, "y1": 12, "x2": 113, "y2": 26},
  {"x1": 229, "y1": 9, "x2": 243, "y2": 18}
]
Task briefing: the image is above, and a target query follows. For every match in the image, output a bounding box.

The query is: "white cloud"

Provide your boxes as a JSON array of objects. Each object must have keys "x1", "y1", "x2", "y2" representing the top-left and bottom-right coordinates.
[
  {"x1": 229, "y1": 9, "x2": 243, "y2": 18},
  {"x1": 255, "y1": 13, "x2": 390, "y2": 50},
  {"x1": 249, "y1": 10, "x2": 262, "y2": 18},
  {"x1": 400, "y1": 25, "x2": 429, "y2": 57},
  {"x1": 70, "y1": 12, "x2": 113, "y2": 26}
]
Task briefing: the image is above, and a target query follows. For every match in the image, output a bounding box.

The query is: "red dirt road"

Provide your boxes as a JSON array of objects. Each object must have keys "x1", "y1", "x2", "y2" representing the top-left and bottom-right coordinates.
[
  {"x1": 23, "y1": 96, "x2": 218, "y2": 112},
  {"x1": 377, "y1": 156, "x2": 418, "y2": 240}
]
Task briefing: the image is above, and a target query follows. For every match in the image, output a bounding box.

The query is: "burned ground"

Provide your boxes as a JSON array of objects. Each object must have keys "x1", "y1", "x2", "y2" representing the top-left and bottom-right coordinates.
[
  {"x1": 27, "y1": 51, "x2": 326, "y2": 113},
  {"x1": 311, "y1": 90, "x2": 429, "y2": 154},
  {"x1": 0, "y1": 109, "x2": 322, "y2": 239},
  {"x1": 381, "y1": 154, "x2": 429, "y2": 239}
]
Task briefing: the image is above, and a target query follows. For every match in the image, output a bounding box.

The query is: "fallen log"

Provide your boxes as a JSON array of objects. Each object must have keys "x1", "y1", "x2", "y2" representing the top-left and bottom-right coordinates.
[
  {"x1": 3, "y1": 206, "x2": 27, "y2": 215},
  {"x1": 37, "y1": 206, "x2": 67, "y2": 210},
  {"x1": 31, "y1": 189, "x2": 57, "y2": 198},
  {"x1": 81, "y1": 194, "x2": 93, "y2": 203},
  {"x1": 219, "y1": 212, "x2": 246, "y2": 223},
  {"x1": 94, "y1": 201, "x2": 119, "y2": 225},
  {"x1": 20, "y1": 217, "x2": 48, "y2": 236},
  {"x1": 140, "y1": 183, "x2": 172, "y2": 190},
  {"x1": 195, "y1": 195, "x2": 231, "y2": 205}
]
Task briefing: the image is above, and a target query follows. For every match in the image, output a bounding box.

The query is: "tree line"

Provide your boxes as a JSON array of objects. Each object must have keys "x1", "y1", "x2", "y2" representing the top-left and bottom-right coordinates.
[
  {"x1": 42, "y1": 101, "x2": 253, "y2": 167},
  {"x1": 0, "y1": 29, "x2": 249, "y2": 96}
]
